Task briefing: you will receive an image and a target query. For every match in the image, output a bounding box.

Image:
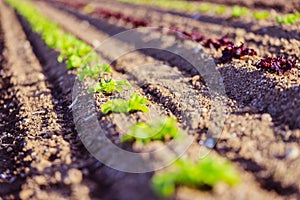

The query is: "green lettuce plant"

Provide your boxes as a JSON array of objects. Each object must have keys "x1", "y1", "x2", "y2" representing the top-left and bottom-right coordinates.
[
  {"x1": 198, "y1": 3, "x2": 212, "y2": 13},
  {"x1": 231, "y1": 6, "x2": 249, "y2": 18},
  {"x1": 152, "y1": 157, "x2": 240, "y2": 197},
  {"x1": 77, "y1": 63, "x2": 111, "y2": 81},
  {"x1": 101, "y1": 93, "x2": 149, "y2": 114},
  {"x1": 88, "y1": 79, "x2": 131, "y2": 94},
  {"x1": 215, "y1": 5, "x2": 227, "y2": 15},
  {"x1": 253, "y1": 11, "x2": 270, "y2": 20},
  {"x1": 121, "y1": 117, "x2": 181, "y2": 143},
  {"x1": 276, "y1": 12, "x2": 300, "y2": 24}
]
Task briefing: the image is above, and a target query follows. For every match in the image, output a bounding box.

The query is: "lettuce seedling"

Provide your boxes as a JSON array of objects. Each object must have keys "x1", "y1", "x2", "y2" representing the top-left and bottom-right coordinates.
[
  {"x1": 202, "y1": 36, "x2": 233, "y2": 50},
  {"x1": 121, "y1": 117, "x2": 181, "y2": 143},
  {"x1": 198, "y1": 3, "x2": 212, "y2": 13},
  {"x1": 253, "y1": 11, "x2": 270, "y2": 20},
  {"x1": 221, "y1": 42, "x2": 257, "y2": 62},
  {"x1": 101, "y1": 93, "x2": 148, "y2": 114},
  {"x1": 66, "y1": 54, "x2": 82, "y2": 69},
  {"x1": 276, "y1": 13, "x2": 300, "y2": 24},
  {"x1": 255, "y1": 56, "x2": 296, "y2": 74},
  {"x1": 77, "y1": 63, "x2": 111, "y2": 81},
  {"x1": 88, "y1": 79, "x2": 131, "y2": 94},
  {"x1": 128, "y1": 93, "x2": 149, "y2": 112},
  {"x1": 215, "y1": 5, "x2": 227, "y2": 15},
  {"x1": 151, "y1": 157, "x2": 240, "y2": 197},
  {"x1": 231, "y1": 6, "x2": 249, "y2": 18}
]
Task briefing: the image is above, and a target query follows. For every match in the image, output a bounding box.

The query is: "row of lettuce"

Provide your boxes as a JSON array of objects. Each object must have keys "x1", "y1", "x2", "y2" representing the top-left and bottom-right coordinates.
[
  {"x1": 5, "y1": 0, "x2": 240, "y2": 197},
  {"x1": 118, "y1": 0, "x2": 300, "y2": 25}
]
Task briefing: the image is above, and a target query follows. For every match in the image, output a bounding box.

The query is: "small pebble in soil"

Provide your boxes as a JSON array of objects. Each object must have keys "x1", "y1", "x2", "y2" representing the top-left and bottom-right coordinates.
[
  {"x1": 0, "y1": 174, "x2": 6, "y2": 179},
  {"x1": 230, "y1": 132, "x2": 237, "y2": 138},
  {"x1": 180, "y1": 102, "x2": 187, "y2": 110},
  {"x1": 188, "y1": 99, "x2": 194, "y2": 105},
  {"x1": 22, "y1": 118, "x2": 29, "y2": 125},
  {"x1": 285, "y1": 146, "x2": 299, "y2": 160},
  {"x1": 201, "y1": 138, "x2": 215, "y2": 149},
  {"x1": 63, "y1": 168, "x2": 83, "y2": 185},
  {"x1": 7, "y1": 146, "x2": 13, "y2": 152},
  {"x1": 174, "y1": 92, "x2": 181, "y2": 97},
  {"x1": 198, "y1": 108, "x2": 208, "y2": 115},
  {"x1": 189, "y1": 112, "x2": 200, "y2": 129},
  {"x1": 261, "y1": 113, "x2": 272, "y2": 122},
  {"x1": 192, "y1": 14, "x2": 201, "y2": 20},
  {"x1": 20, "y1": 189, "x2": 34, "y2": 200}
]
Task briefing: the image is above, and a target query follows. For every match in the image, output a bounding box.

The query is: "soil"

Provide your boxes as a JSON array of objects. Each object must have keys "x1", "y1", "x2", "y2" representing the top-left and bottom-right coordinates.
[{"x1": 0, "y1": 0, "x2": 299, "y2": 199}]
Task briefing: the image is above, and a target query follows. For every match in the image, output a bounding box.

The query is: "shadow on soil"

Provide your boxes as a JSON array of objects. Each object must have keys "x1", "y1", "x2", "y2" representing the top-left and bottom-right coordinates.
[
  {"x1": 219, "y1": 65, "x2": 300, "y2": 196},
  {"x1": 219, "y1": 65, "x2": 300, "y2": 131},
  {"x1": 232, "y1": 157, "x2": 299, "y2": 195}
]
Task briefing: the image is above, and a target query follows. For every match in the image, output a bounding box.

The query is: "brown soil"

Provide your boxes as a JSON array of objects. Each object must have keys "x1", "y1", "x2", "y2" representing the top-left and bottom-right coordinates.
[{"x1": 0, "y1": 0, "x2": 300, "y2": 199}]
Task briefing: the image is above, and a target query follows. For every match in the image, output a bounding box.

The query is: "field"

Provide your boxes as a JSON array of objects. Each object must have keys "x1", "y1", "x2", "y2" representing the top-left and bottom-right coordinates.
[{"x1": 0, "y1": 0, "x2": 299, "y2": 199}]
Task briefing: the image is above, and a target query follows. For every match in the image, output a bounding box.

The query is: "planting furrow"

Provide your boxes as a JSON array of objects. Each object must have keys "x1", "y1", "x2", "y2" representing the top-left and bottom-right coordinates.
[
  {"x1": 0, "y1": 1, "x2": 92, "y2": 199},
  {"x1": 27, "y1": 1, "x2": 296, "y2": 198},
  {"x1": 0, "y1": 16, "x2": 26, "y2": 197},
  {"x1": 40, "y1": 1, "x2": 300, "y2": 199}
]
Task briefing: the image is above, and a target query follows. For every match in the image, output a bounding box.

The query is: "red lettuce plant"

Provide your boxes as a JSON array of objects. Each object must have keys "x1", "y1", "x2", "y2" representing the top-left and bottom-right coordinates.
[
  {"x1": 256, "y1": 56, "x2": 296, "y2": 74},
  {"x1": 221, "y1": 42, "x2": 257, "y2": 62}
]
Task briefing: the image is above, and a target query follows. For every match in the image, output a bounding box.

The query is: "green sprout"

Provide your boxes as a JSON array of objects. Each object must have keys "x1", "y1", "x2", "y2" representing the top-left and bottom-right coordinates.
[
  {"x1": 66, "y1": 54, "x2": 82, "y2": 69},
  {"x1": 198, "y1": 3, "x2": 212, "y2": 13},
  {"x1": 101, "y1": 93, "x2": 149, "y2": 114},
  {"x1": 151, "y1": 157, "x2": 240, "y2": 197},
  {"x1": 253, "y1": 11, "x2": 270, "y2": 20},
  {"x1": 276, "y1": 12, "x2": 300, "y2": 24},
  {"x1": 214, "y1": 5, "x2": 227, "y2": 15},
  {"x1": 77, "y1": 63, "x2": 111, "y2": 81},
  {"x1": 88, "y1": 79, "x2": 131, "y2": 94},
  {"x1": 231, "y1": 5, "x2": 249, "y2": 18},
  {"x1": 121, "y1": 117, "x2": 181, "y2": 143}
]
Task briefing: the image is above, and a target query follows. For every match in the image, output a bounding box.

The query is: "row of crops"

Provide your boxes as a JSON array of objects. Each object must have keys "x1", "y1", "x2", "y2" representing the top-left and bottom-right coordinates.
[
  {"x1": 119, "y1": 0, "x2": 300, "y2": 25},
  {"x1": 5, "y1": 0, "x2": 241, "y2": 197},
  {"x1": 47, "y1": 0, "x2": 297, "y2": 74}
]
